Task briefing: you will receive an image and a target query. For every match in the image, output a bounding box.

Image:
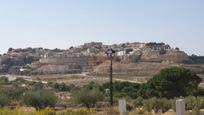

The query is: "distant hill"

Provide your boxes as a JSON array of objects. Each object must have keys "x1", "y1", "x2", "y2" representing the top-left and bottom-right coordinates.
[{"x1": 0, "y1": 42, "x2": 203, "y2": 76}]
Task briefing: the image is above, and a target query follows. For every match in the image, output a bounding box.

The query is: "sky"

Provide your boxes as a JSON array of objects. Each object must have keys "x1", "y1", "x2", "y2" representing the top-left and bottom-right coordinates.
[{"x1": 0, "y1": 0, "x2": 204, "y2": 55}]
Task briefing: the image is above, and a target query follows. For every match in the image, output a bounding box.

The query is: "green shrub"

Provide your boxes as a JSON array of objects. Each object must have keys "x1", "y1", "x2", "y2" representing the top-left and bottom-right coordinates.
[
  {"x1": 0, "y1": 87, "x2": 27, "y2": 101},
  {"x1": 185, "y1": 96, "x2": 196, "y2": 110},
  {"x1": 54, "y1": 83, "x2": 71, "y2": 92},
  {"x1": 72, "y1": 86, "x2": 103, "y2": 108},
  {"x1": 113, "y1": 92, "x2": 127, "y2": 98},
  {"x1": 185, "y1": 96, "x2": 204, "y2": 111},
  {"x1": 0, "y1": 76, "x2": 9, "y2": 85},
  {"x1": 23, "y1": 90, "x2": 57, "y2": 110},
  {"x1": 192, "y1": 107, "x2": 200, "y2": 115},
  {"x1": 133, "y1": 97, "x2": 143, "y2": 107},
  {"x1": 0, "y1": 94, "x2": 10, "y2": 107},
  {"x1": 102, "y1": 81, "x2": 140, "y2": 99},
  {"x1": 143, "y1": 97, "x2": 171, "y2": 113},
  {"x1": 32, "y1": 82, "x2": 44, "y2": 90},
  {"x1": 143, "y1": 97, "x2": 155, "y2": 112},
  {"x1": 189, "y1": 88, "x2": 204, "y2": 96},
  {"x1": 197, "y1": 97, "x2": 204, "y2": 109}
]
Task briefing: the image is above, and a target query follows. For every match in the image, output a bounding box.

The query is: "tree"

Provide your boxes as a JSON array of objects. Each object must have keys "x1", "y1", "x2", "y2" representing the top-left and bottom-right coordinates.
[
  {"x1": 72, "y1": 84, "x2": 103, "y2": 109},
  {"x1": 23, "y1": 90, "x2": 57, "y2": 110},
  {"x1": 175, "y1": 47, "x2": 180, "y2": 51},
  {"x1": 8, "y1": 47, "x2": 13, "y2": 52},
  {"x1": 139, "y1": 67, "x2": 202, "y2": 98}
]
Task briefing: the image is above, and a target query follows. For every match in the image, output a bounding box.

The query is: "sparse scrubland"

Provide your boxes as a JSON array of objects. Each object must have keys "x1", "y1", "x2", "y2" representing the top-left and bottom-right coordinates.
[{"x1": 0, "y1": 67, "x2": 204, "y2": 114}]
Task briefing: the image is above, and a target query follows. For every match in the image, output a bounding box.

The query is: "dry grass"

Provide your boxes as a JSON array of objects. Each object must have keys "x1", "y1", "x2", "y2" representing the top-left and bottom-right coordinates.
[{"x1": 30, "y1": 74, "x2": 109, "y2": 86}]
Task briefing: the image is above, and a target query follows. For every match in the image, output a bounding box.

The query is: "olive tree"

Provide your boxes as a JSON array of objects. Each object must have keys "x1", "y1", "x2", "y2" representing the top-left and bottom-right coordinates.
[
  {"x1": 23, "y1": 90, "x2": 57, "y2": 110},
  {"x1": 72, "y1": 84, "x2": 103, "y2": 109}
]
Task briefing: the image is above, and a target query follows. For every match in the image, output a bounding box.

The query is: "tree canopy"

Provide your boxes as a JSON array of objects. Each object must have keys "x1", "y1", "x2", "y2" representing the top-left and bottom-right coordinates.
[{"x1": 138, "y1": 67, "x2": 202, "y2": 98}]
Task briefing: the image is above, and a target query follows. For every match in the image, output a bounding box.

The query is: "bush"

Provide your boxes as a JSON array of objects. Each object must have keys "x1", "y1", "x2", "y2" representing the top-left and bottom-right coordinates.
[
  {"x1": 192, "y1": 107, "x2": 200, "y2": 115},
  {"x1": 189, "y1": 88, "x2": 204, "y2": 96},
  {"x1": 185, "y1": 96, "x2": 197, "y2": 110},
  {"x1": 0, "y1": 76, "x2": 9, "y2": 85},
  {"x1": 32, "y1": 82, "x2": 44, "y2": 90},
  {"x1": 133, "y1": 97, "x2": 144, "y2": 107},
  {"x1": 0, "y1": 94, "x2": 10, "y2": 107},
  {"x1": 102, "y1": 81, "x2": 140, "y2": 99},
  {"x1": 0, "y1": 87, "x2": 27, "y2": 101},
  {"x1": 185, "y1": 96, "x2": 204, "y2": 111},
  {"x1": 54, "y1": 83, "x2": 71, "y2": 92},
  {"x1": 23, "y1": 90, "x2": 57, "y2": 110},
  {"x1": 143, "y1": 97, "x2": 171, "y2": 113},
  {"x1": 72, "y1": 85, "x2": 103, "y2": 108}
]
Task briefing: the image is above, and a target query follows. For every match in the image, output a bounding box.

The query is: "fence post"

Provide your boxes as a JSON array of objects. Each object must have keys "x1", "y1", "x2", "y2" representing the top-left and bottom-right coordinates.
[
  {"x1": 176, "y1": 99, "x2": 185, "y2": 115},
  {"x1": 119, "y1": 99, "x2": 127, "y2": 115}
]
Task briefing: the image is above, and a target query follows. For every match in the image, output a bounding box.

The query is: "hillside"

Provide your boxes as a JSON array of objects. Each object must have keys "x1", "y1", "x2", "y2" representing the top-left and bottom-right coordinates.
[{"x1": 0, "y1": 42, "x2": 204, "y2": 80}]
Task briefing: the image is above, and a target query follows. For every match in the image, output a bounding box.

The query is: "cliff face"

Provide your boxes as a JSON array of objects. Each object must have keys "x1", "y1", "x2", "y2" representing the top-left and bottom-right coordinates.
[
  {"x1": 0, "y1": 42, "x2": 191, "y2": 75},
  {"x1": 140, "y1": 50, "x2": 189, "y2": 63}
]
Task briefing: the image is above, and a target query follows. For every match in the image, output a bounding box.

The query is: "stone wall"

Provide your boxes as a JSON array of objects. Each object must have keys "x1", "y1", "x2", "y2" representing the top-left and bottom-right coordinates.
[{"x1": 39, "y1": 56, "x2": 89, "y2": 65}]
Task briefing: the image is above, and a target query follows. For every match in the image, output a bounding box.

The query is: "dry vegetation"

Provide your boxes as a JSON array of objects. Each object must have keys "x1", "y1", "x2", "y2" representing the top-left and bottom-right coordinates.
[{"x1": 20, "y1": 62, "x2": 204, "y2": 86}]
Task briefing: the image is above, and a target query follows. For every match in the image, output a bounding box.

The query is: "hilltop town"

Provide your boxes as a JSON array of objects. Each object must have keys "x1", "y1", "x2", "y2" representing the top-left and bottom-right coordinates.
[{"x1": 0, "y1": 42, "x2": 203, "y2": 77}]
